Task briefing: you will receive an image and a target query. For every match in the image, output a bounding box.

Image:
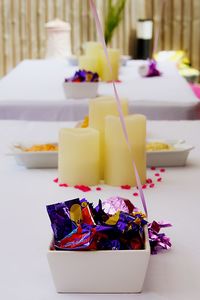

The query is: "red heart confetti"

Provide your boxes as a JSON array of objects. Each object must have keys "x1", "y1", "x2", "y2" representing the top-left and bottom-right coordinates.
[
  {"x1": 74, "y1": 185, "x2": 91, "y2": 192},
  {"x1": 59, "y1": 183, "x2": 68, "y2": 187},
  {"x1": 160, "y1": 168, "x2": 165, "y2": 172},
  {"x1": 154, "y1": 173, "x2": 160, "y2": 177},
  {"x1": 96, "y1": 187, "x2": 101, "y2": 191},
  {"x1": 149, "y1": 183, "x2": 155, "y2": 188},
  {"x1": 157, "y1": 178, "x2": 162, "y2": 182},
  {"x1": 53, "y1": 178, "x2": 58, "y2": 183},
  {"x1": 142, "y1": 184, "x2": 147, "y2": 189},
  {"x1": 121, "y1": 185, "x2": 131, "y2": 190},
  {"x1": 151, "y1": 166, "x2": 156, "y2": 170},
  {"x1": 146, "y1": 178, "x2": 153, "y2": 184},
  {"x1": 133, "y1": 192, "x2": 138, "y2": 196}
]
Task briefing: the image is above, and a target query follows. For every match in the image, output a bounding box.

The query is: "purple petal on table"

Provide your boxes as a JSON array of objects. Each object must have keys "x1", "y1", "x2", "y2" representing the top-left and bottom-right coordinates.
[
  {"x1": 64, "y1": 69, "x2": 99, "y2": 82},
  {"x1": 139, "y1": 59, "x2": 161, "y2": 78}
]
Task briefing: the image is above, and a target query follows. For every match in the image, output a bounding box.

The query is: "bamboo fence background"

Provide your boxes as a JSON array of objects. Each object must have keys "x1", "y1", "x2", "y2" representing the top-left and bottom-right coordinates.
[{"x1": 0, "y1": 0, "x2": 199, "y2": 78}]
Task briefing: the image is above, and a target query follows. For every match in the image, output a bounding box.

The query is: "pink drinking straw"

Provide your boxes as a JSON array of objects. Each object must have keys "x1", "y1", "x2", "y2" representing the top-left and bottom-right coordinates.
[
  {"x1": 89, "y1": 0, "x2": 148, "y2": 216},
  {"x1": 152, "y1": 0, "x2": 166, "y2": 57}
]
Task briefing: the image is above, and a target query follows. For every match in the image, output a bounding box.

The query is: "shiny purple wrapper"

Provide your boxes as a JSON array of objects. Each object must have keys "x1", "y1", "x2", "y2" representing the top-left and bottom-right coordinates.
[
  {"x1": 102, "y1": 196, "x2": 135, "y2": 214},
  {"x1": 148, "y1": 220, "x2": 172, "y2": 254},
  {"x1": 47, "y1": 197, "x2": 172, "y2": 254}
]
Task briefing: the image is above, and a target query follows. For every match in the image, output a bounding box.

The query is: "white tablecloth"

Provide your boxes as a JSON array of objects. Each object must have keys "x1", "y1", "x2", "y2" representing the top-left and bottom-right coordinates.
[
  {"x1": 0, "y1": 59, "x2": 199, "y2": 121},
  {"x1": 0, "y1": 120, "x2": 200, "y2": 300}
]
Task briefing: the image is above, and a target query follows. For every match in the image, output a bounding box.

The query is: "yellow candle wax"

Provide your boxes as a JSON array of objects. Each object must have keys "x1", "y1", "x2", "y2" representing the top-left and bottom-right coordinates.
[
  {"x1": 99, "y1": 48, "x2": 120, "y2": 81},
  {"x1": 104, "y1": 114, "x2": 146, "y2": 186},
  {"x1": 58, "y1": 128, "x2": 100, "y2": 186},
  {"x1": 78, "y1": 55, "x2": 99, "y2": 74},
  {"x1": 89, "y1": 96, "x2": 128, "y2": 178}
]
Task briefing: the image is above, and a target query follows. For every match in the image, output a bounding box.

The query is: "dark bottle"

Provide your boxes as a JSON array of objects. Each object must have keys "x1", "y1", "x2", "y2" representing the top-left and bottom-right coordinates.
[{"x1": 135, "y1": 19, "x2": 153, "y2": 60}]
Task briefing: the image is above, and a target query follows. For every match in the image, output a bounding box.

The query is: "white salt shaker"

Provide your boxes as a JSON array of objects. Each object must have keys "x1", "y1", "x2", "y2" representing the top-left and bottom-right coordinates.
[{"x1": 45, "y1": 19, "x2": 72, "y2": 59}]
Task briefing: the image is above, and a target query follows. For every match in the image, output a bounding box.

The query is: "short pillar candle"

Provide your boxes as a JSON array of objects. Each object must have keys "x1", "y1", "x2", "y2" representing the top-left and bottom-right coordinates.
[
  {"x1": 99, "y1": 48, "x2": 120, "y2": 81},
  {"x1": 78, "y1": 55, "x2": 100, "y2": 74},
  {"x1": 104, "y1": 114, "x2": 146, "y2": 186},
  {"x1": 89, "y1": 96, "x2": 128, "y2": 178},
  {"x1": 58, "y1": 128, "x2": 100, "y2": 186}
]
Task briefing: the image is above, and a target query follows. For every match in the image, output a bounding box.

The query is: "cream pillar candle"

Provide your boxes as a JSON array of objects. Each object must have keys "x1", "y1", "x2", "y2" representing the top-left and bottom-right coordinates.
[
  {"x1": 84, "y1": 41, "x2": 102, "y2": 57},
  {"x1": 104, "y1": 114, "x2": 146, "y2": 186},
  {"x1": 79, "y1": 42, "x2": 103, "y2": 76},
  {"x1": 78, "y1": 55, "x2": 100, "y2": 74},
  {"x1": 58, "y1": 128, "x2": 100, "y2": 186},
  {"x1": 89, "y1": 96, "x2": 128, "y2": 178},
  {"x1": 99, "y1": 48, "x2": 120, "y2": 81}
]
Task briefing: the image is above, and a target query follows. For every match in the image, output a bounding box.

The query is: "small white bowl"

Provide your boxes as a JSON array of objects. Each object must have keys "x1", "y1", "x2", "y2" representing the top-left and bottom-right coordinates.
[
  {"x1": 63, "y1": 82, "x2": 98, "y2": 99},
  {"x1": 47, "y1": 226, "x2": 150, "y2": 293}
]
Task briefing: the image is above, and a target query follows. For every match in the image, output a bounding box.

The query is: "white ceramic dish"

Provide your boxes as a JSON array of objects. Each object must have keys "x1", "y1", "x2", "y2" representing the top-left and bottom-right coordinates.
[
  {"x1": 7, "y1": 144, "x2": 58, "y2": 168},
  {"x1": 147, "y1": 139, "x2": 194, "y2": 167},
  {"x1": 63, "y1": 82, "x2": 98, "y2": 99},
  {"x1": 47, "y1": 226, "x2": 150, "y2": 293},
  {"x1": 67, "y1": 55, "x2": 78, "y2": 66},
  {"x1": 8, "y1": 139, "x2": 193, "y2": 169},
  {"x1": 120, "y1": 55, "x2": 131, "y2": 66}
]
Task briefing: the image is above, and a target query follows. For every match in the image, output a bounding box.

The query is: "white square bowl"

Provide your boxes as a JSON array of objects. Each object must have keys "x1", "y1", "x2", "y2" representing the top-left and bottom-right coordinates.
[
  {"x1": 47, "y1": 227, "x2": 150, "y2": 293},
  {"x1": 63, "y1": 82, "x2": 98, "y2": 99}
]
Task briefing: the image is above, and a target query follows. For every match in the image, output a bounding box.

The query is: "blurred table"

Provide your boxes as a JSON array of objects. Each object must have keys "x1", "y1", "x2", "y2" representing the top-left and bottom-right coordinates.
[
  {"x1": 0, "y1": 59, "x2": 199, "y2": 121},
  {"x1": 0, "y1": 119, "x2": 200, "y2": 299}
]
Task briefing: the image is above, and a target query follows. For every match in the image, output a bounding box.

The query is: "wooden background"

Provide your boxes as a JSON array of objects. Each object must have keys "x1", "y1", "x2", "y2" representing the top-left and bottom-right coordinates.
[{"x1": 0, "y1": 0, "x2": 200, "y2": 77}]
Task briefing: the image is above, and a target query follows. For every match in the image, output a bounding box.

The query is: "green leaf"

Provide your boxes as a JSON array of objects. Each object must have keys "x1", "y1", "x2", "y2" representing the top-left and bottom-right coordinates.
[{"x1": 104, "y1": 0, "x2": 127, "y2": 45}]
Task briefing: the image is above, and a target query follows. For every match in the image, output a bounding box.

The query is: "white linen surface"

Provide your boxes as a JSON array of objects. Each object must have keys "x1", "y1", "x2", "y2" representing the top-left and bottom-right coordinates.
[
  {"x1": 0, "y1": 59, "x2": 199, "y2": 121},
  {"x1": 0, "y1": 120, "x2": 200, "y2": 300}
]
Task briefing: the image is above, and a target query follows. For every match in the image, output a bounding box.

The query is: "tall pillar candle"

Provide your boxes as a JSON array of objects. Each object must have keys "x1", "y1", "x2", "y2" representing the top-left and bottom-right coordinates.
[
  {"x1": 89, "y1": 96, "x2": 128, "y2": 178},
  {"x1": 58, "y1": 128, "x2": 100, "y2": 186},
  {"x1": 79, "y1": 41, "x2": 103, "y2": 76},
  {"x1": 84, "y1": 41, "x2": 102, "y2": 57},
  {"x1": 104, "y1": 115, "x2": 146, "y2": 186},
  {"x1": 99, "y1": 48, "x2": 120, "y2": 81}
]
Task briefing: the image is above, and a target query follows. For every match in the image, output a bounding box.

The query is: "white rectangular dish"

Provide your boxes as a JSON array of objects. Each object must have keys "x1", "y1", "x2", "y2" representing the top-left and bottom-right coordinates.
[
  {"x1": 146, "y1": 139, "x2": 194, "y2": 167},
  {"x1": 8, "y1": 140, "x2": 193, "y2": 169},
  {"x1": 47, "y1": 226, "x2": 150, "y2": 293},
  {"x1": 8, "y1": 144, "x2": 58, "y2": 168}
]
